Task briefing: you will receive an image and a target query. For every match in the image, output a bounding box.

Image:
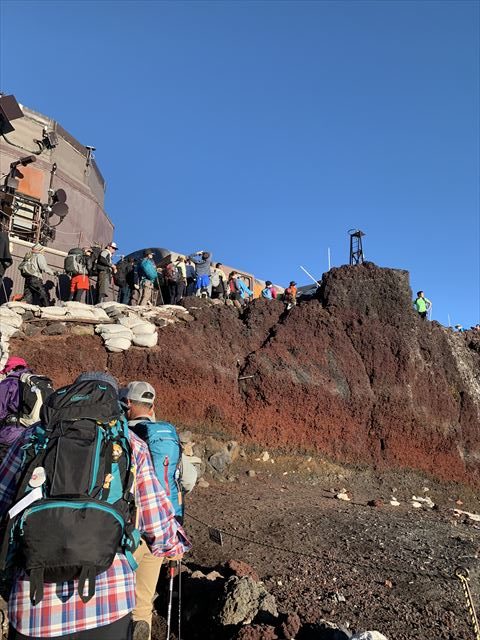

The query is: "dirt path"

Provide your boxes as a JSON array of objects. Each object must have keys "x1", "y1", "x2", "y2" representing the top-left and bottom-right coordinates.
[{"x1": 177, "y1": 461, "x2": 480, "y2": 639}]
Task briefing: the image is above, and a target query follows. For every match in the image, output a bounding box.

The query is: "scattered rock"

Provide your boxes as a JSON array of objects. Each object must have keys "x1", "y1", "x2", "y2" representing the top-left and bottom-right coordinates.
[
  {"x1": 191, "y1": 570, "x2": 206, "y2": 579},
  {"x1": 42, "y1": 322, "x2": 67, "y2": 336},
  {"x1": 279, "y1": 612, "x2": 301, "y2": 639},
  {"x1": 260, "y1": 451, "x2": 270, "y2": 462},
  {"x1": 351, "y1": 633, "x2": 389, "y2": 640},
  {"x1": 225, "y1": 559, "x2": 260, "y2": 582},
  {"x1": 197, "y1": 478, "x2": 210, "y2": 488},
  {"x1": 70, "y1": 325, "x2": 95, "y2": 336},
  {"x1": 367, "y1": 499, "x2": 382, "y2": 508},
  {"x1": 209, "y1": 450, "x2": 233, "y2": 474},
  {"x1": 411, "y1": 495, "x2": 435, "y2": 509},
  {"x1": 336, "y1": 490, "x2": 351, "y2": 502},
  {"x1": 23, "y1": 324, "x2": 42, "y2": 337},
  {"x1": 247, "y1": 470, "x2": 256, "y2": 477},
  {"x1": 234, "y1": 624, "x2": 278, "y2": 640},
  {"x1": 206, "y1": 571, "x2": 224, "y2": 581},
  {"x1": 389, "y1": 497, "x2": 400, "y2": 507},
  {"x1": 218, "y1": 576, "x2": 278, "y2": 626},
  {"x1": 305, "y1": 619, "x2": 352, "y2": 639}
]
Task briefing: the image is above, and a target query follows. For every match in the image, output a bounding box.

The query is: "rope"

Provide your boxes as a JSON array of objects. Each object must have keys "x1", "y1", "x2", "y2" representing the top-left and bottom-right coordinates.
[
  {"x1": 456, "y1": 568, "x2": 480, "y2": 639},
  {"x1": 186, "y1": 511, "x2": 457, "y2": 583}
]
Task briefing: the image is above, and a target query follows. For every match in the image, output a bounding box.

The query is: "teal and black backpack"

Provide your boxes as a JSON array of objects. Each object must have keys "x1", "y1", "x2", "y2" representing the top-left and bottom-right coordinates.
[
  {"x1": 1, "y1": 379, "x2": 140, "y2": 604},
  {"x1": 129, "y1": 420, "x2": 183, "y2": 522}
]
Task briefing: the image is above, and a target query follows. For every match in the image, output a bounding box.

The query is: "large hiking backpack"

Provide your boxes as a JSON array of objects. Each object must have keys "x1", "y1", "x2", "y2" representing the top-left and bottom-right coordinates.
[
  {"x1": 18, "y1": 253, "x2": 37, "y2": 277},
  {"x1": 140, "y1": 258, "x2": 158, "y2": 282},
  {"x1": 64, "y1": 248, "x2": 84, "y2": 276},
  {"x1": 3, "y1": 380, "x2": 139, "y2": 604},
  {"x1": 130, "y1": 420, "x2": 183, "y2": 520},
  {"x1": 88, "y1": 246, "x2": 102, "y2": 275},
  {"x1": 18, "y1": 373, "x2": 54, "y2": 426}
]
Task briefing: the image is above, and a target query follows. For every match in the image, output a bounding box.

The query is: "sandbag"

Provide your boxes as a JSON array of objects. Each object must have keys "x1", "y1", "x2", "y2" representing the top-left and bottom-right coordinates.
[
  {"x1": 0, "y1": 310, "x2": 23, "y2": 328},
  {"x1": 0, "y1": 324, "x2": 22, "y2": 338},
  {"x1": 5, "y1": 302, "x2": 39, "y2": 314},
  {"x1": 104, "y1": 337, "x2": 132, "y2": 352},
  {"x1": 95, "y1": 325, "x2": 133, "y2": 338},
  {"x1": 132, "y1": 332, "x2": 158, "y2": 348},
  {"x1": 39, "y1": 307, "x2": 68, "y2": 318},
  {"x1": 118, "y1": 316, "x2": 146, "y2": 329},
  {"x1": 132, "y1": 323, "x2": 156, "y2": 336}
]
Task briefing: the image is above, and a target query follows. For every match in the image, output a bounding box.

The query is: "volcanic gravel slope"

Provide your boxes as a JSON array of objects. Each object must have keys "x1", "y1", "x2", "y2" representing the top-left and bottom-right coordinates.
[
  {"x1": 14, "y1": 263, "x2": 480, "y2": 488},
  {"x1": 178, "y1": 461, "x2": 480, "y2": 640}
]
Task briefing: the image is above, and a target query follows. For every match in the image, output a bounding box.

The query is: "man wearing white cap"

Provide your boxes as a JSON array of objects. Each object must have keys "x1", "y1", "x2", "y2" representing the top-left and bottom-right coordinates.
[
  {"x1": 96, "y1": 241, "x2": 118, "y2": 302},
  {"x1": 122, "y1": 380, "x2": 196, "y2": 640}
]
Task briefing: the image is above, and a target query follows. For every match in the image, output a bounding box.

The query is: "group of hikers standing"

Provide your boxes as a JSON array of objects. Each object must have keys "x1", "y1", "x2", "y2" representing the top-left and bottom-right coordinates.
[
  {"x1": 0, "y1": 357, "x2": 196, "y2": 640},
  {"x1": 8, "y1": 242, "x2": 299, "y2": 310}
]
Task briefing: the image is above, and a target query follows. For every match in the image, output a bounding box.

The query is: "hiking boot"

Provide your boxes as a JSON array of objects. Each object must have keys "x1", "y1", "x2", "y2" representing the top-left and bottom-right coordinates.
[{"x1": 132, "y1": 619, "x2": 150, "y2": 640}]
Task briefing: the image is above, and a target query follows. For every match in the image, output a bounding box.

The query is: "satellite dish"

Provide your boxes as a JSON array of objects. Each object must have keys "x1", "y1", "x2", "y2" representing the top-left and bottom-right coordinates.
[
  {"x1": 53, "y1": 188, "x2": 67, "y2": 204},
  {"x1": 50, "y1": 202, "x2": 68, "y2": 219}
]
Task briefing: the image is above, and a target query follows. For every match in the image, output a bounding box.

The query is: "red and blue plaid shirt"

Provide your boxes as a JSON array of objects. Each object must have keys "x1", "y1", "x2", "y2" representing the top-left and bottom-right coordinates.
[{"x1": 0, "y1": 428, "x2": 190, "y2": 638}]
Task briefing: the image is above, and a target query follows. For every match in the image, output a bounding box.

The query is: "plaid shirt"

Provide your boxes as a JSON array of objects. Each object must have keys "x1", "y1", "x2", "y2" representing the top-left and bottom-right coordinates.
[{"x1": 0, "y1": 429, "x2": 190, "y2": 638}]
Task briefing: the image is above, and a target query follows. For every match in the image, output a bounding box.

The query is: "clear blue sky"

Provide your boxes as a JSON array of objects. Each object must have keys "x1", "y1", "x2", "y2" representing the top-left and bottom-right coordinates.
[{"x1": 1, "y1": 0, "x2": 479, "y2": 327}]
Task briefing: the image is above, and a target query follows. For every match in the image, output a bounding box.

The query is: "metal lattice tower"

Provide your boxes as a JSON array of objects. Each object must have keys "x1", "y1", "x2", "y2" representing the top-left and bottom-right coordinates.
[{"x1": 349, "y1": 229, "x2": 365, "y2": 265}]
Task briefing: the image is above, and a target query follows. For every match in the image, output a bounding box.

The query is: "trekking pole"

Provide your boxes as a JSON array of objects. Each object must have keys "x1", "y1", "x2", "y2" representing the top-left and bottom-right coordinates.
[
  {"x1": 177, "y1": 559, "x2": 182, "y2": 640},
  {"x1": 166, "y1": 560, "x2": 176, "y2": 639},
  {"x1": 1, "y1": 279, "x2": 8, "y2": 304}
]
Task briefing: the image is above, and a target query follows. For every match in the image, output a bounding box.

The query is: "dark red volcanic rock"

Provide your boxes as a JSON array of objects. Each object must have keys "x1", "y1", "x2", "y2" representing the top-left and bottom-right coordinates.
[{"x1": 13, "y1": 264, "x2": 480, "y2": 487}]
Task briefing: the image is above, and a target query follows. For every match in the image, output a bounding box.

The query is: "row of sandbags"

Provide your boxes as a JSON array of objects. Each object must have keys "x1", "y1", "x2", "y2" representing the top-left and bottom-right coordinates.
[
  {"x1": 2, "y1": 301, "x2": 111, "y2": 323},
  {"x1": 95, "y1": 315, "x2": 158, "y2": 352}
]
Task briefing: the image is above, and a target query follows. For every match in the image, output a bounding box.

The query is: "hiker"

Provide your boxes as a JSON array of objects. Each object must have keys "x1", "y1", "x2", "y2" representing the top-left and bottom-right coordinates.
[
  {"x1": 174, "y1": 256, "x2": 187, "y2": 301},
  {"x1": 227, "y1": 271, "x2": 243, "y2": 309},
  {"x1": 138, "y1": 250, "x2": 158, "y2": 306},
  {"x1": 413, "y1": 290, "x2": 432, "y2": 320},
  {"x1": 0, "y1": 227, "x2": 13, "y2": 294},
  {"x1": 284, "y1": 281, "x2": 297, "y2": 310},
  {"x1": 96, "y1": 241, "x2": 118, "y2": 303},
  {"x1": 115, "y1": 255, "x2": 135, "y2": 305},
  {"x1": 66, "y1": 247, "x2": 92, "y2": 303},
  {"x1": 0, "y1": 356, "x2": 53, "y2": 461},
  {"x1": 211, "y1": 263, "x2": 227, "y2": 299},
  {"x1": 188, "y1": 250, "x2": 211, "y2": 297},
  {"x1": 236, "y1": 274, "x2": 253, "y2": 304},
  {"x1": 121, "y1": 380, "x2": 190, "y2": 639},
  {"x1": 261, "y1": 280, "x2": 277, "y2": 300},
  {"x1": 18, "y1": 244, "x2": 57, "y2": 307},
  {"x1": 126, "y1": 257, "x2": 140, "y2": 306},
  {"x1": 185, "y1": 258, "x2": 196, "y2": 296},
  {"x1": 0, "y1": 371, "x2": 189, "y2": 640},
  {"x1": 163, "y1": 260, "x2": 182, "y2": 305}
]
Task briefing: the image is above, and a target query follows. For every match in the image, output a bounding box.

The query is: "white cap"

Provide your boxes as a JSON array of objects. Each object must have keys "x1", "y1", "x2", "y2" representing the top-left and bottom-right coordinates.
[
  {"x1": 125, "y1": 381, "x2": 155, "y2": 403},
  {"x1": 109, "y1": 241, "x2": 118, "y2": 250}
]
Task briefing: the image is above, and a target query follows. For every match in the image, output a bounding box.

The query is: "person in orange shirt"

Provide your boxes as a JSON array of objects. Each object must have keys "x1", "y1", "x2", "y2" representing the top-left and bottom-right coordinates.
[{"x1": 284, "y1": 281, "x2": 297, "y2": 310}]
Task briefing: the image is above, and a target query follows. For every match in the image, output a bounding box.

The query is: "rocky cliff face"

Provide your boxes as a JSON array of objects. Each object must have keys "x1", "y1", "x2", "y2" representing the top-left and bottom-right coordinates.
[{"x1": 13, "y1": 263, "x2": 480, "y2": 487}]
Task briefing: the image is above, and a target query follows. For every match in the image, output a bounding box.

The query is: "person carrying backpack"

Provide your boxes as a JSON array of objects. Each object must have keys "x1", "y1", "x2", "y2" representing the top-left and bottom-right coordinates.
[
  {"x1": 0, "y1": 371, "x2": 190, "y2": 640},
  {"x1": 211, "y1": 263, "x2": 226, "y2": 299},
  {"x1": 65, "y1": 247, "x2": 92, "y2": 303},
  {"x1": 138, "y1": 250, "x2": 158, "y2": 306},
  {"x1": 163, "y1": 261, "x2": 182, "y2": 305},
  {"x1": 115, "y1": 256, "x2": 134, "y2": 305},
  {"x1": 122, "y1": 381, "x2": 190, "y2": 640},
  {"x1": 95, "y1": 242, "x2": 118, "y2": 303},
  {"x1": 284, "y1": 281, "x2": 298, "y2": 310},
  {"x1": 18, "y1": 244, "x2": 57, "y2": 308},
  {"x1": 0, "y1": 357, "x2": 54, "y2": 461},
  {"x1": 261, "y1": 281, "x2": 277, "y2": 300}
]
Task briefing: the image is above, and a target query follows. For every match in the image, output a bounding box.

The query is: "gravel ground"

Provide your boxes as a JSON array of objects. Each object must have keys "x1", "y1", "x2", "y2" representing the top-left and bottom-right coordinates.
[{"x1": 169, "y1": 458, "x2": 480, "y2": 639}]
